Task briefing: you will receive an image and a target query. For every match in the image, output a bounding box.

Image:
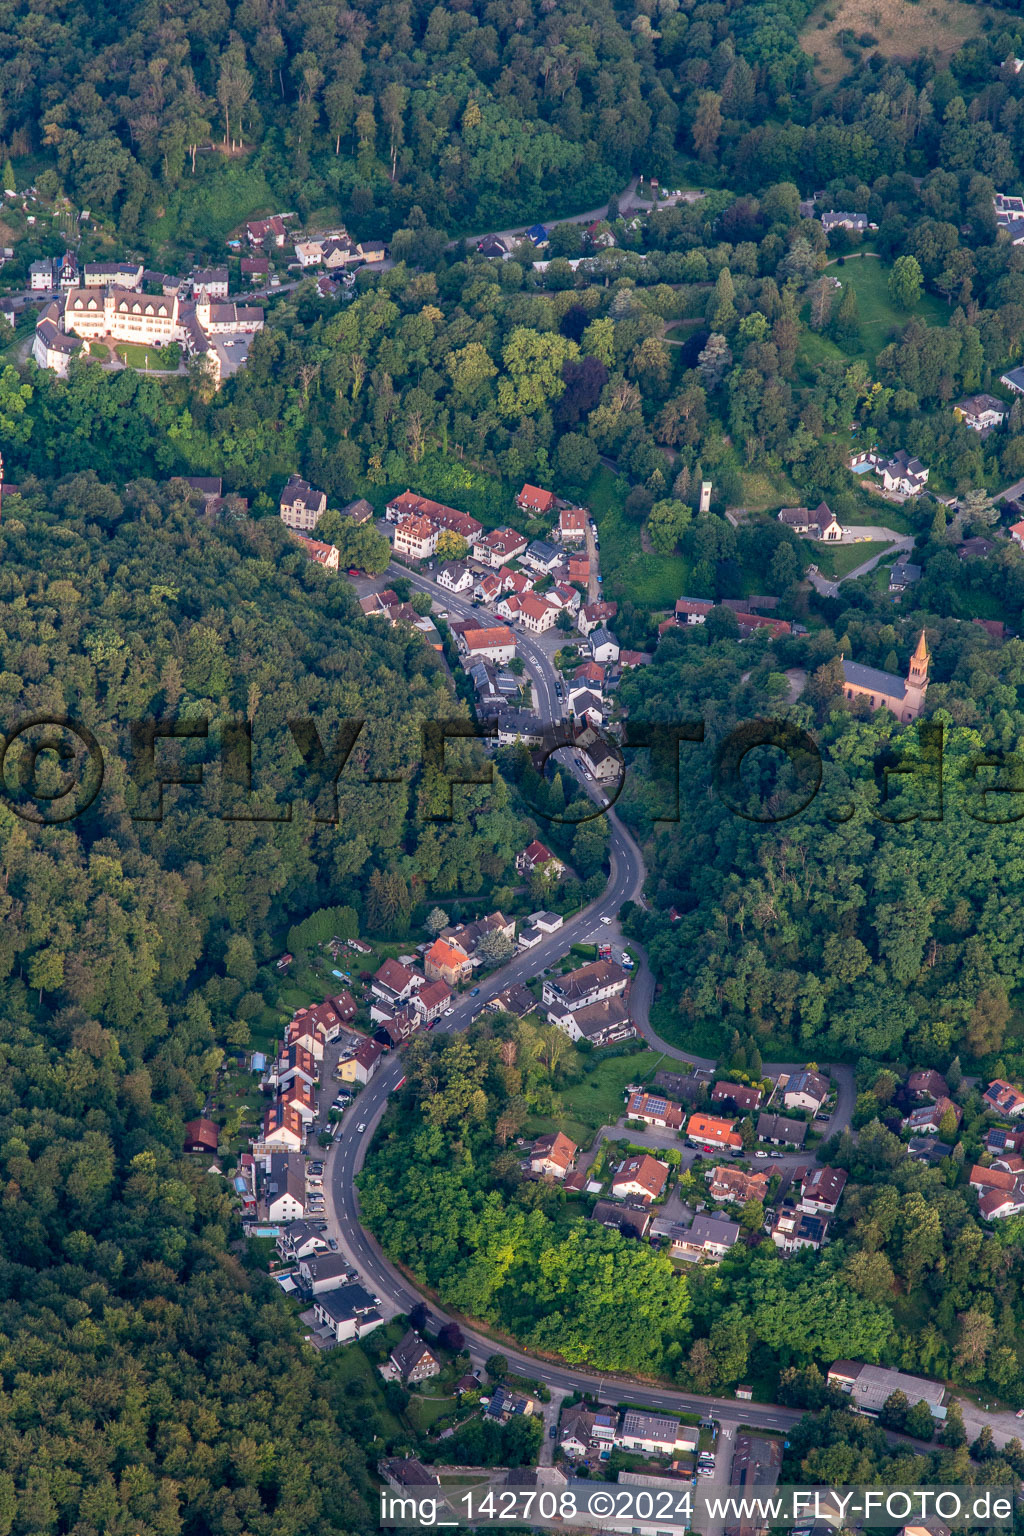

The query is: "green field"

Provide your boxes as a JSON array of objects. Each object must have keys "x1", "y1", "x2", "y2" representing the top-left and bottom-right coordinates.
[
  {"x1": 587, "y1": 466, "x2": 689, "y2": 610},
  {"x1": 810, "y1": 539, "x2": 894, "y2": 580},
  {"x1": 827, "y1": 256, "x2": 949, "y2": 366}
]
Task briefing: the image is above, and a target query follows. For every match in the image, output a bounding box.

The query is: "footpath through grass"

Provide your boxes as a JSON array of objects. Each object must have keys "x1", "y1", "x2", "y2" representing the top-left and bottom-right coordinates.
[{"x1": 811, "y1": 539, "x2": 893, "y2": 581}]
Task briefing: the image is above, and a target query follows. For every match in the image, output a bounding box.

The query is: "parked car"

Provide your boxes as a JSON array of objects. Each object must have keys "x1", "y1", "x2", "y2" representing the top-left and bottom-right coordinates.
[
  {"x1": 470, "y1": 987, "x2": 480, "y2": 996},
  {"x1": 328, "y1": 1238, "x2": 339, "y2": 1251}
]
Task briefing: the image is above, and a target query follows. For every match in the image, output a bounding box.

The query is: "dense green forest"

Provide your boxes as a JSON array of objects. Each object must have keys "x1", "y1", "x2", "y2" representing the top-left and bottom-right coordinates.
[
  {"x1": 0, "y1": 483, "x2": 544, "y2": 1535},
  {"x1": 363, "y1": 1012, "x2": 1024, "y2": 1418},
  {"x1": 619, "y1": 623, "x2": 1024, "y2": 1075},
  {"x1": 7, "y1": 0, "x2": 1024, "y2": 256}
]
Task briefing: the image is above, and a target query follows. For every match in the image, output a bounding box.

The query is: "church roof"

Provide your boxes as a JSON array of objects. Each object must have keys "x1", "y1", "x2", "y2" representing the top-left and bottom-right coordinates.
[{"x1": 842, "y1": 659, "x2": 907, "y2": 701}]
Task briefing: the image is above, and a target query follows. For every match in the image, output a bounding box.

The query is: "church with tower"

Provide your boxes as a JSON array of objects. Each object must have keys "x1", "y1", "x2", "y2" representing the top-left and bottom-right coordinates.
[{"x1": 841, "y1": 631, "x2": 930, "y2": 722}]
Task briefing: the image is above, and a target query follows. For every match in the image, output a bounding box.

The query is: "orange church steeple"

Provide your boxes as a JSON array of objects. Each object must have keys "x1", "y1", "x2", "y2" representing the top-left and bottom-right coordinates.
[{"x1": 908, "y1": 629, "x2": 930, "y2": 688}]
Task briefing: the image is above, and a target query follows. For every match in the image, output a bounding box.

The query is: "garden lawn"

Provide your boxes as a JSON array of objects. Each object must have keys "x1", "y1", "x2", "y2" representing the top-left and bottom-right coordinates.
[
  {"x1": 556, "y1": 1047, "x2": 665, "y2": 1136},
  {"x1": 115, "y1": 342, "x2": 166, "y2": 369},
  {"x1": 327, "y1": 1342, "x2": 405, "y2": 1438},
  {"x1": 587, "y1": 466, "x2": 689, "y2": 610},
  {"x1": 830, "y1": 258, "x2": 949, "y2": 367},
  {"x1": 810, "y1": 539, "x2": 893, "y2": 580}
]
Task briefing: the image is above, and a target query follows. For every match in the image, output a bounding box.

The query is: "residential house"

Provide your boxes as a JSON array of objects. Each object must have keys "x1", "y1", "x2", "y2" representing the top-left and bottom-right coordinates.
[
  {"x1": 528, "y1": 1131, "x2": 578, "y2": 1179},
  {"x1": 410, "y1": 979, "x2": 451, "y2": 1023},
  {"x1": 437, "y1": 561, "x2": 473, "y2": 592},
  {"x1": 192, "y1": 267, "x2": 229, "y2": 298},
  {"x1": 389, "y1": 1330, "x2": 441, "y2": 1383},
  {"x1": 611, "y1": 1152, "x2": 669, "y2": 1204},
  {"x1": 522, "y1": 538, "x2": 562, "y2": 574},
  {"x1": 280, "y1": 1076, "x2": 317, "y2": 1124},
  {"x1": 385, "y1": 490, "x2": 481, "y2": 544},
  {"x1": 380, "y1": 1460, "x2": 441, "y2": 1491},
  {"x1": 477, "y1": 234, "x2": 510, "y2": 259},
  {"x1": 579, "y1": 738, "x2": 622, "y2": 785},
  {"x1": 292, "y1": 533, "x2": 339, "y2": 571},
  {"x1": 277, "y1": 1043, "x2": 319, "y2": 1089},
  {"x1": 821, "y1": 210, "x2": 868, "y2": 232},
  {"x1": 907, "y1": 1137, "x2": 953, "y2": 1165},
  {"x1": 616, "y1": 1411, "x2": 689, "y2": 1457},
  {"x1": 241, "y1": 256, "x2": 270, "y2": 282},
  {"x1": 476, "y1": 528, "x2": 529, "y2": 567},
  {"x1": 888, "y1": 561, "x2": 921, "y2": 594},
  {"x1": 877, "y1": 451, "x2": 929, "y2": 496},
  {"x1": 1010, "y1": 520, "x2": 1024, "y2": 549},
  {"x1": 675, "y1": 596, "x2": 715, "y2": 625},
  {"x1": 958, "y1": 537, "x2": 995, "y2": 560},
  {"x1": 265, "y1": 1153, "x2": 306, "y2": 1222},
  {"x1": 578, "y1": 600, "x2": 618, "y2": 635},
  {"x1": 443, "y1": 911, "x2": 516, "y2": 963},
  {"x1": 771, "y1": 1207, "x2": 830, "y2": 1252},
  {"x1": 827, "y1": 1361, "x2": 946, "y2": 1417},
  {"x1": 724, "y1": 1435, "x2": 784, "y2": 1536},
  {"x1": 995, "y1": 192, "x2": 1024, "y2": 242},
  {"x1": 573, "y1": 660, "x2": 606, "y2": 691},
  {"x1": 756, "y1": 1113, "x2": 807, "y2": 1147},
  {"x1": 299, "y1": 1253, "x2": 355, "y2": 1295},
  {"x1": 310, "y1": 1283, "x2": 383, "y2": 1344},
  {"x1": 371, "y1": 958, "x2": 423, "y2": 1006},
  {"x1": 461, "y1": 625, "x2": 517, "y2": 664},
  {"x1": 954, "y1": 394, "x2": 1007, "y2": 432},
  {"x1": 339, "y1": 498, "x2": 374, "y2": 525},
  {"x1": 424, "y1": 938, "x2": 472, "y2": 986},
  {"x1": 626, "y1": 1090, "x2": 684, "y2": 1130},
  {"x1": 542, "y1": 960, "x2": 628, "y2": 1014},
  {"x1": 983, "y1": 1079, "x2": 1024, "y2": 1116},
  {"x1": 183, "y1": 1117, "x2": 219, "y2": 1154},
  {"x1": 517, "y1": 483, "x2": 558, "y2": 516},
  {"x1": 548, "y1": 996, "x2": 635, "y2": 1046},
  {"x1": 393, "y1": 514, "x2": 437, "y2": 561},
  {"x1": 903, "y1": 1098, "x2": 960, "y2": 1136},
  {"x1": 486, "y1": 1385, "x2": 540, "y2": 1422},
  {"x1": 337, "y1": 1038, "x2": 385, "y2": 1085},
  {"x1": 568, "y1": 687, "x2": 603, "y2": 725},
  {"x1": 486, "y1": 983, "x2": 537, "y2": 1018},
  {"x1": 589, "y1": 627, "x2": 620, "y2": 663},
  {"x1": 671, "y1": 1212, "x2": 740, "y2": 1263},
  {"x1": 783, "y1": 1069, "x2": 830, "y2": 1114},
  {"x1": 246, "y1": 216, "x2": 287, "y2": 247},
  {"x1": 280, "y1": 474, "x2": 327, "y2": 532},
  {"x1": 83, "y1": 261, "x2": 144, "y2": 288},
  {"x1": 516, "y1": 839, "x2": 565, "y2": 878},
  {"x1": 276, "y1": 1220, "x2": 327, "y2": 1262},
  {"x1": 711, "y1": 1081, "x2": 763, "y2": 1114},
  {"x1": 29, "y1": 258, "x2": 57, "y2": 291},
  {"x1": 709, "y1": 1166, "x2": 769, "y2": 1205},
  {"x1": 261, "y1": 1102, "x2": 304, "y2": 1152},
  {"x1": 496, "y1": 710, "x2": 544, "y2": 746},
  {"x1": 777, "y1": 502, "x2": 843, "y2": 540},
  {"x1": 1000, "y1": 366, "x2": 1024, "y2": 395},
  {"x1": 509, "y1": 592, "x2": 558, "y2": 633},
  {"x1": 800, "y1": 1166, "x2": 847, "y2": 1215},
  {"x1": 326, "y1": 991, "x2": 357, "y2": 1025},
  {"x1": 591, "y1": 1198, "x2": 652, "y2": 1239},
  {"x1": 687, "y1": 1113, "x2": 743, "y2": 1152},
  {"x1": 525, "y1": 224, "x2": 549, "y2": 248},
  {"x1": 560, "y1": 1406, "x2": 618, "y2": 1460},
  {"x1": 374, "y1": 1009, "x2": 421, "y2": 1049},
  {"x1": 568, "y1": 554, "x2": 591, "y2": 583},
  {"x1": 986, "y1": 1127, "x2": 1024, "y2": 1157},
  {"x1": 558, "y1": 506, "x2": 588, "y2": 541}
]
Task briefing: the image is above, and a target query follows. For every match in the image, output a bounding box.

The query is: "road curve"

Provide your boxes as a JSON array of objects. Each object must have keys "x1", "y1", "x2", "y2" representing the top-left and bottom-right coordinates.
[{"x1": 323, "y1": 562, "x2": 855, "y2": 1427}]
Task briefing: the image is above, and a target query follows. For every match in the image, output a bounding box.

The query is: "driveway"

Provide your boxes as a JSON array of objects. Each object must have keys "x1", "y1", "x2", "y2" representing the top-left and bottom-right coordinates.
[{"x1": 807, "y1": 527, "x2": 914, "y2": 596}]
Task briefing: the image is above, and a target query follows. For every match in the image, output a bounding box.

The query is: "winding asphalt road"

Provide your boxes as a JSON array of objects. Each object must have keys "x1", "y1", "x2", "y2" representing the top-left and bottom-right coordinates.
[{"x1": 316, "y1": 562, "x2": 872, "y2": 1439}]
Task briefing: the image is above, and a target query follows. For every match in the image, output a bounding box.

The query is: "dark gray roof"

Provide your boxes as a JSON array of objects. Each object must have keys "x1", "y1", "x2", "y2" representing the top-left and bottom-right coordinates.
[
  {"x1": 689, "y1": 1212, "x2": 739, "y2": 1246},
  {"x1": 315, "y1": 1281, "x2": 378, "y2": 1322},
  {"x1": 889, "y1": 561, "x2": 921, "y2": 585},
  {"x1": 842, "y1": 659, "x2": 906, "y2": 701}
]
